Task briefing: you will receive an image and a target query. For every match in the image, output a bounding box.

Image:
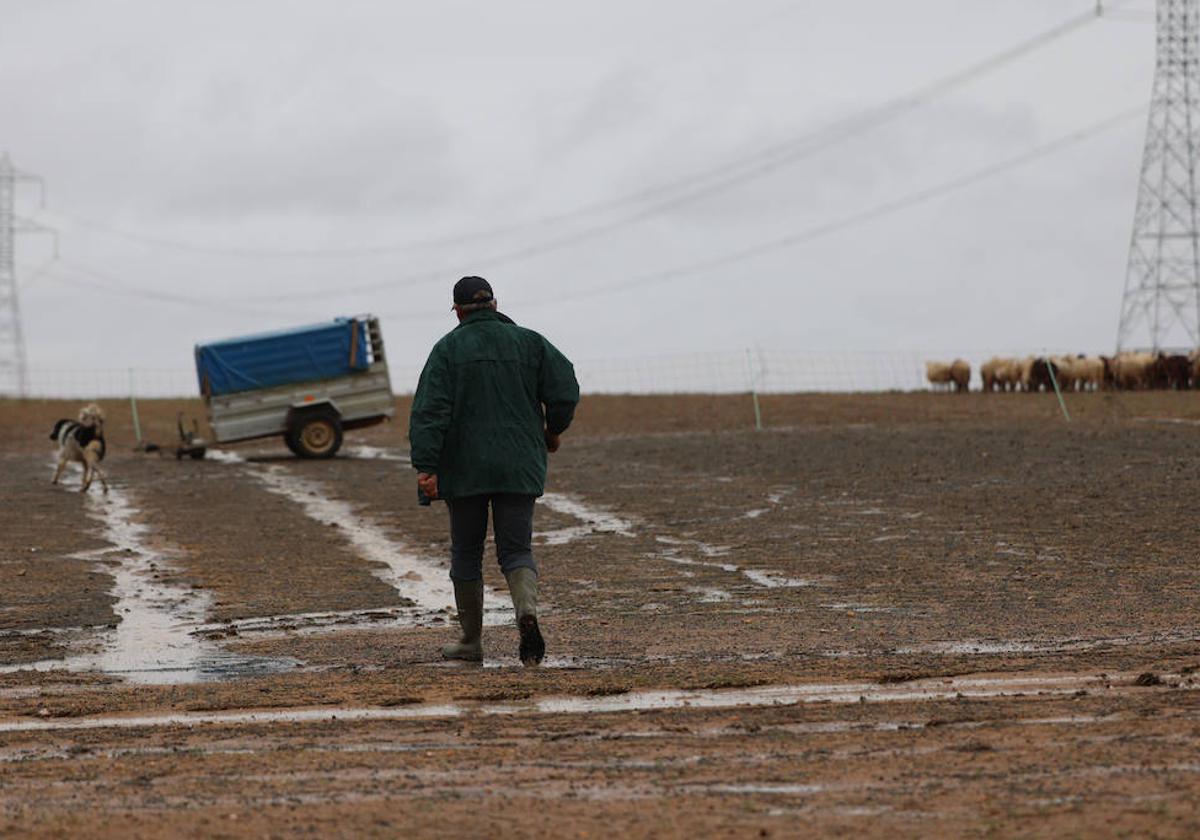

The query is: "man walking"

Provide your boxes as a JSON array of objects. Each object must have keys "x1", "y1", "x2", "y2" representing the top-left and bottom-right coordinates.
[{"x1": 409, "y1": 276, "x2": 580, "y2": 666}]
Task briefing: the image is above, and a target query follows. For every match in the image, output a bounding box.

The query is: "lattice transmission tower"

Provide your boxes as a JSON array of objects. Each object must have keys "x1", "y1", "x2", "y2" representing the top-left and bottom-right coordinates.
[
  {"x1": 1117, "y1": 0, "x2": 1200, "y2": 352},
  {"x1": 0, "y1": 152, "x2": 52, "y2": 397}
]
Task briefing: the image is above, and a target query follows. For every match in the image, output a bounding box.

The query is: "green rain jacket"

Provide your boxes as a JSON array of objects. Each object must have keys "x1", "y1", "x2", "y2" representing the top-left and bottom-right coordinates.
[{"x1": 409, "y1": 309, "x2": 580, "y2": 500}]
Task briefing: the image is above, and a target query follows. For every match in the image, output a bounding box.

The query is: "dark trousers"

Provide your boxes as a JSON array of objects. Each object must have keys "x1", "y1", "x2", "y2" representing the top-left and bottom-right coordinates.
[{"x1": 447, "y1": 494, "x2": 538, "y2": 582}]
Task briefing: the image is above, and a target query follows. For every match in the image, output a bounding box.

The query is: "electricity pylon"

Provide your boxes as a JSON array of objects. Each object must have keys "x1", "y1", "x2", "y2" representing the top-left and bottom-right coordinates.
[
  {"x1": 0, "y1": 153, "x2": 53, "y2": 396},
  {"x1": 1117, "y1": 0, "x2": 1200, "y2": 352}
]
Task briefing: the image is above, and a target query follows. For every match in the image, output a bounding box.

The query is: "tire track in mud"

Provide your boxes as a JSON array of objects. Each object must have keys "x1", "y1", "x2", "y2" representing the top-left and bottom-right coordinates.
[
  {"x1": 537, "y1": 490, "x2": 828, "y2": 593},
  {"x1": 14, "y1": 449, "x2": 1197, "y2": 679},
  {"x1": 208, "y1": 451, "x2": 513, "y2": 628},
  {"x1": 333, "y1": 445, "x2": 822, "y2": 595},
  {"x1": 201, "y1": 450, "x2": 820, "y2": 638},
  {"x1": 0, "y1": 670, "x2": 1192, "y2": 732},
  {"x1": 0, "y1": 455, "x2": 116, "y2": 656},
  {"x1": 1, "y1": 480, "x2": 295, "y2": 684},
  {"x1": 214, "y1": 444, "x2": 833, "y2": 627}
]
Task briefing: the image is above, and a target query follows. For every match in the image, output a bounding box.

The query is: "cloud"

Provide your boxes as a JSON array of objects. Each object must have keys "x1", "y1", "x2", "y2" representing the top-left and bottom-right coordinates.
[{"x1": 0, "y1": 0, "x2": 1165, "y2": 383}]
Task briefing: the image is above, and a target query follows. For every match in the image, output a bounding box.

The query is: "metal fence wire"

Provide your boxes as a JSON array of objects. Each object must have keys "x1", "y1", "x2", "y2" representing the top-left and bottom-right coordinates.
[{"x1": 2, "y1": 349, "x2": 1098, "y2": 399}]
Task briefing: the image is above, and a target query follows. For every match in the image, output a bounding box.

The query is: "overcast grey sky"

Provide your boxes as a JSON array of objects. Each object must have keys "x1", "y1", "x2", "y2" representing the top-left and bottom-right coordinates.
[{"x1": 1, "y1": 0, "x2": 1156, "y2": 384}]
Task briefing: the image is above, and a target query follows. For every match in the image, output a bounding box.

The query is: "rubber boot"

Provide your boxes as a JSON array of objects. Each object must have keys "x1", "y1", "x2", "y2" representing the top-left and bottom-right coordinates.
[
  {"x1": 442, "y1": 578, "x2": 484, "y2": 662},
  {"x1": 504, "y1": 567, "x2": 545, "y2": 666}
]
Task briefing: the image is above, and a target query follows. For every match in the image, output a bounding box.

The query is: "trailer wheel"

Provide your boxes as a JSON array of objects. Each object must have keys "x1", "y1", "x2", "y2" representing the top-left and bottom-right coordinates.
[{"x1": 287, "y1": 408, "x2": 343, "y2": 458}]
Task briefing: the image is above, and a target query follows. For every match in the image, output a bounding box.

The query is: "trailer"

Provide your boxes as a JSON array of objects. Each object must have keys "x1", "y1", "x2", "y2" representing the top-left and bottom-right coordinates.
[{"x1": 195, "y1": 316, "x2": 394, "y2": 458}]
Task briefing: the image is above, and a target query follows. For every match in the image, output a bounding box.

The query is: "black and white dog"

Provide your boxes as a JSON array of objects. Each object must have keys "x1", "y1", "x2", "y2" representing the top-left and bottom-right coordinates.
[{"x1": 50, "y1": 403, "x2": 109, "y2": 493}]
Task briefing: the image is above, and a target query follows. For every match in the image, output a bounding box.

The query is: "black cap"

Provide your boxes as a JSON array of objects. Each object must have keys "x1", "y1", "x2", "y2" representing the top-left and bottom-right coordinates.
[{"x1": 453, "y1": 276, "x2": 494, "y2": 306}]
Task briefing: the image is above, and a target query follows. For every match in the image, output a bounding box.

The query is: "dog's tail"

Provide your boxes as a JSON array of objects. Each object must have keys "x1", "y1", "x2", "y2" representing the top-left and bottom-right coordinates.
[{"x1": 49, "y1": 419, "x2": 70, "y2": 441}]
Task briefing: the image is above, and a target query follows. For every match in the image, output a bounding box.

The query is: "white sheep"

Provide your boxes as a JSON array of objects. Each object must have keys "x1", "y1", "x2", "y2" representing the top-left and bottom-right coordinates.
[
  {"x1": 1075, "y1": 356, "x2": 1105, "y2": 391},
  {"x1": 926, "y1": 361, "x2": 953, "y2": 391},
  {"x1": 1112, "y1": 352, "x2": 1154, "y2": 389},
  {"x1": 981, "y1": 357, "x2": 1001, "y2": 392}
]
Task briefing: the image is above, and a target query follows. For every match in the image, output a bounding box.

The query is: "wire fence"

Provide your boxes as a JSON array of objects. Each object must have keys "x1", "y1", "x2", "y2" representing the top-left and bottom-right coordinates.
[{"x1": 1, "y1": 349, "x2": 1101, "y2": 400}]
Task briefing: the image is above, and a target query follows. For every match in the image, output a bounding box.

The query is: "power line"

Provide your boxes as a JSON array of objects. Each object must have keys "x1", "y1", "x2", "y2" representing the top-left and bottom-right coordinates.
[
  {"x1": 241, "y1": 7, "x2": 1113, "y2": 300},
  {"x1": 379, "y1": 106, "x2": 1146, "y2": 321},
  {"x1": 40, "y1": 6, "x2": 1104, "y2": 269},
  {"x1": 35, "y1": 106, "x2": 1145, "y2": 325},
  {"x1": 43, "y1": 260, "x2": 297, "y2": 319},
  {"x1": 15, "y1": 258, "x2": 58, "y2": 293}
]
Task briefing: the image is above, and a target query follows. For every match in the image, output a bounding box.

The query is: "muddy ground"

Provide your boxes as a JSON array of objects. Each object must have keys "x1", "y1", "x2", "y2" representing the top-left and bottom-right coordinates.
[{"x1": 2, "y1": 391, "x2": 1200, "y2": 837}]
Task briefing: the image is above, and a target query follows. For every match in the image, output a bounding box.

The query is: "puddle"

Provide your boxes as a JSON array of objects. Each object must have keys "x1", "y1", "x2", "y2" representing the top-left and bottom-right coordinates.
[
  {"x1": 205, "y1": 449, "x2": 249, "y2": 465},
  {"x1": 1133, "y1": 417, "x2": 1200, "y2": 427},
  {"x1": 823, "y1": 602, "x2": 900, "y2": 614},
  {"x1": 346, "y1": 445, "x2": 410, "y2": 462},
  {"x1": 0, "y1": 671, "x2": 1179, "y2": 733},
  {"x1": 696, "y1": 783, "x2": 827, "y2": 796},
  {"x1": 252, "y1": 466, "x2": 456, "y2": 612},
  {"x1": 739, "y1": 570, "x2": 819, "y2": 589},
  {"x1": 656, "y1": 535, "x2": 727, "y2": 554},
  {"x1": 746, "y1": 713, "x2": 1115, "y2": 738},
  {"x1": 539, "y1": 493, "x2": 636, "y2": 539},
  {"x1": 659, "y1": 553, "x2": 739, "y2": 573},
  {"x1": 655, "y1": 544, "x2": 820, "y2": 590},
  {"x1": 213, "y1": 455, "x2": 511, "y2": 625},
  {"x1": 818, "y1": 629, "x2": 1200, "y2": 658},
  {"x1": 191, "y1": 605, "x2": 453, "y2": 639},
  {"x1": 0, "y1": 623, "x2": 110, "y2": 638},
  {"x1": 893, "y1": 630, "x2": 1200, "y2": 656},
  {"x1": 686, "y1": 587, "x2": 734, "y2": 603},
  {"x1": 429, "y1": 654, "x2": 625, "y2": 671},
  {"x1": 1, "y1": 484, "x2": 293, "y2": 685},
  {"x1": 534, "y1": 525, "x2": 602, "y2": 546}
]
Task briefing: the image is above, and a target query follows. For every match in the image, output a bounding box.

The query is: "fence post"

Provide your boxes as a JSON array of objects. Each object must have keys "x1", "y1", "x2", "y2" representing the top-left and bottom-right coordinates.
[
  {"x1": 745, "y1": 348, "x2": 763, "y2": 431},
  {"x1": 1044, "y1": 353, "x2": 1071, "y2": 422},
  {"x1": 129, "y1": 369, "x2": 144, "y2": 445}
]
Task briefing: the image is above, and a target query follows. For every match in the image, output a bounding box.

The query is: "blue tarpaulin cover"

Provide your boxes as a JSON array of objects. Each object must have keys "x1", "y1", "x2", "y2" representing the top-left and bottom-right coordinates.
[{"x1": 195, "y1": 318, "x2": 369, "y2": 396}]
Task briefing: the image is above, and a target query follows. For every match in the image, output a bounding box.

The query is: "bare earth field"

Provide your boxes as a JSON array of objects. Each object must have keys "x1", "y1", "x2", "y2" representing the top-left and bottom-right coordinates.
[{"x1": 2, "y1": 391, "x2": 1200, "y2": 838}]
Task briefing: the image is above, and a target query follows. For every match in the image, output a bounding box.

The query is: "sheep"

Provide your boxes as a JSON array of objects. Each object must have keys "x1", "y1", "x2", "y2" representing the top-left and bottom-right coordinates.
[
  {"x1": 927, "y1": 350, "x2": 1200, "y2": 393},
  {"x1": 1028, "y1": 357, "x2": 1060, "y2": 392},
  {"x1": 982, "y1": 357, "x2": 1020, "y2": 392},
  {"x1": 926, "y1": 360, "x2": 970, "y2": 392},
  {"x1": 1111, "y1": 352, "x2": 1155, "y2": 390},
  {"x1": 1159, "y1": 353, "x2": 1192, "y2": 389},
  {"x1": 1101, "y1": 355, "x2": 1117, "y2": 389},
  {"x1": 949, "y1": 359, "x2": 970, "y2": 392},
  {"x1": 1075, "y1": 356, "x2": 1106, "y2": 391},
  {"x1": 1052, "y1": 356, "x2": 1079, "y2": 391},
  {"x1": 980, "y1": 357, "x2": 1001, "y2": 392},
  {"x1": 925, "y1": 361, "x2": 954, "y2": 391},
  {"x1": 997, "y1": 358, "x2": 1023, "y2": 391},
  {"x1": 1018, "y1": 356, "x2": 1036, "y2": 392}
]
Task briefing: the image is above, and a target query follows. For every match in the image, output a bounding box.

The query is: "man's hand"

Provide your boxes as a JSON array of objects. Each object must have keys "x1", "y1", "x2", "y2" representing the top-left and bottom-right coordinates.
[
  {"x1": 544, "y1": 431, "x2": 561, "y2": 453},
  {"x1": 417, "y1": 472, "x2": 439, "y2": 499}
]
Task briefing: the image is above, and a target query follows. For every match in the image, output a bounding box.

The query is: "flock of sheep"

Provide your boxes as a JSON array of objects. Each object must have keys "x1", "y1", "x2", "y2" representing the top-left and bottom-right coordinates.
[{"x1": 926, "y1": 351, "x2": 1200, "y2": 392}]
